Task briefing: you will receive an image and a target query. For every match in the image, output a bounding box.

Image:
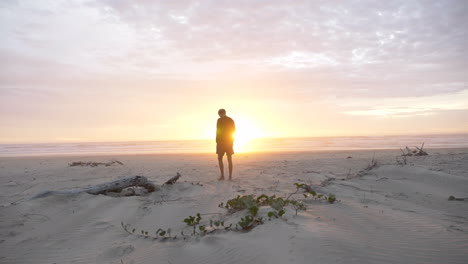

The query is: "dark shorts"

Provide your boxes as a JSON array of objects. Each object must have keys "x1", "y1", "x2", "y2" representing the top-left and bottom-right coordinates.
[{"x1": 216, "y1": 142, "x2": 234, "y2": 156}]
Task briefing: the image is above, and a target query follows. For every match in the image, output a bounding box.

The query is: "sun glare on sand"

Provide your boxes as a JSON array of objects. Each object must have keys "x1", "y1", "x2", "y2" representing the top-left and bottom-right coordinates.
[{"x1": 233, "y1": 119, "x2": 264, "y2": 153}]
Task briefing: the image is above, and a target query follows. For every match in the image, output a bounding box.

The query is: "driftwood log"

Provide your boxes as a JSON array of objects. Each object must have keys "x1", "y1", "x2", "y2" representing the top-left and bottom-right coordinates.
[
  {"x1": 69, "y1": 160, "x2": 124, "y2": 167},
  {"x1": 448, "y1": 196, "x2": 468, "y2": 201},
  {"x1": 33, "y1": 174, "x2": 181, "y2": 199}
]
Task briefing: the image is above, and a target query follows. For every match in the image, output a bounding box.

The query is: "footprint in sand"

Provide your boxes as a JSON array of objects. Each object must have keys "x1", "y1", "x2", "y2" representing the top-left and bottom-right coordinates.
[
  {"x1": 92, "y1": 221, "x2": 113, "y2": 231},
  {"x1": 99, "y1": 244, "x2": 135, "y2": 259}
]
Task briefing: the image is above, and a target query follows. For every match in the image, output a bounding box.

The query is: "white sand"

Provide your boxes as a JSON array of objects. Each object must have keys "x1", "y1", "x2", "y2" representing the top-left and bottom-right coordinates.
[{"x1": 1, "y1": 149, "x2": 467, "y2": 264}]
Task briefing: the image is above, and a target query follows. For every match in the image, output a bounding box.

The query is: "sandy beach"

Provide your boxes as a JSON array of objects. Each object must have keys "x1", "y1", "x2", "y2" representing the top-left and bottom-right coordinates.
[
  {"x1": 0, "y1": 148, "x2": 467, "y2": 264},
  {"x1": 3, "y1": 0, "x2": 468, "y2": 263}
]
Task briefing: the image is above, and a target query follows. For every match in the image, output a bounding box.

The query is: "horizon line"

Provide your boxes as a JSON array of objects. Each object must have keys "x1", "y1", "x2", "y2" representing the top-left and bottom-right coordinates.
[{"x1": 1, "y1": 132, "x2": 468, "y2": 145}]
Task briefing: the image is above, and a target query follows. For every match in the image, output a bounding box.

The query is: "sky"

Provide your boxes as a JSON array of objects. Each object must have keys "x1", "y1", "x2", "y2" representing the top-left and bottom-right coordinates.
[{"x1": 1, "y1": 0, "x2": 468, "y2": 143}]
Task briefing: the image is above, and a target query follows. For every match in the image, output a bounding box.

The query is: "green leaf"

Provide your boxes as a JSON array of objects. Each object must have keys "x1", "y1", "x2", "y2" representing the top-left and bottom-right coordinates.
[
  {"x1": 256, "y1": 194, "x2": 269, "y2": 204},
  {"x1": 294, "y1": 183, "x2": 305, "y2": 188},
  {"x1": 249, "y1": 206, "x2": 259, "y2": 216}
]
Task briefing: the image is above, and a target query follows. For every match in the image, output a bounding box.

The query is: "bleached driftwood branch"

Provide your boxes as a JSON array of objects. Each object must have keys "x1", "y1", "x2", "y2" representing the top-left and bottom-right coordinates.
[
  {"x1": 401, "y1": 143, "x2": 428, "y2": 156},
  {"x1": 33, "y1": 173, "x2": 181, "y2": 199},
  {"x1": 164, "y1": 172, "x2": 181, "y2": 185}
]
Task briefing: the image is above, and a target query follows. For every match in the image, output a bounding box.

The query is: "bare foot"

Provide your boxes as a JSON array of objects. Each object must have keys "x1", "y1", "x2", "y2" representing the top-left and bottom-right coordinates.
[{"x1": 218, "y1": 177, "x2": 225, "y2": 181}]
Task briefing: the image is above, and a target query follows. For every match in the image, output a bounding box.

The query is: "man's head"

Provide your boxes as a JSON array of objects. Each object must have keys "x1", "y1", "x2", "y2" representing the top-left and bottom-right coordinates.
[{"x1": 218, "y1": 109, "x2": 226, "y2": 117}]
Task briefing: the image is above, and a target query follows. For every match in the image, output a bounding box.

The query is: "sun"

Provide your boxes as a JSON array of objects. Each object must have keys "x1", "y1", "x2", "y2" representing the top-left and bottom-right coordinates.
[{"x1": 233, "y1": 119, "x2": 263, "y2": 152}]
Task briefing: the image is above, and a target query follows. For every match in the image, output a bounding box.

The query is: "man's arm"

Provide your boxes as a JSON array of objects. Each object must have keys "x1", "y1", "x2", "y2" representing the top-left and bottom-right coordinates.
[{"x1": 216, "y1": 119, "x2": 220, "y2": 143}]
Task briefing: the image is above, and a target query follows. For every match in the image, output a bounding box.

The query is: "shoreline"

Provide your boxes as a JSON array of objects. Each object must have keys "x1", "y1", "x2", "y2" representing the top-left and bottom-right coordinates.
[
  {"x1": 2, "y1": 134, "x2": 468, "y2": 158},
  {"x1": 1, "y1": 146, "x2": 468, "y2": 159}
]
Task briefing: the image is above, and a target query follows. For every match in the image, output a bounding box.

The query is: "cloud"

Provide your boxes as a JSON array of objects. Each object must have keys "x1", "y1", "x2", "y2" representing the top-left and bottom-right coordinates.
[
  {"x1": 2, "y1": 1, "x2": 467, "y2": 82},
  {"x1": 265, "y1": 51, "x2": 340, "y2": 69},
  {"x1": 1, "y1": 0, "x2": 468, "y2": 141},
  {"x1": 63, "y1": 1, "x2": 468, "y2": 96},
  {"x1": 341, "y1": 89, "x2": 468, "y2": 117},
  {"x1": 344, "y1": 107, "x2": 435, "y2": 118}
]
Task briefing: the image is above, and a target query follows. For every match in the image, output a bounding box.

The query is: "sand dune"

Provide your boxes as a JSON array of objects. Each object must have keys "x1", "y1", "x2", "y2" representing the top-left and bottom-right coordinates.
[{"x1": 1, "y1": 149, "x2": 467, "y2": 263}]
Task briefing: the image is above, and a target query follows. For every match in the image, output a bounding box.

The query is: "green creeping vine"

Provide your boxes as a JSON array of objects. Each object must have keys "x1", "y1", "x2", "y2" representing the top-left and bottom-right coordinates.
[
  {"x1": 121, "y1": 222, "x2": 177, "y2": 240},
  {"x1": 183, "y1": 213, "x2": 202, "y2": 235},
  {"x1": 121, "y1": 183, "x2": 337, "y2": 240},
  {"x1": 217, "y1": 183, "x2": 336, "y2": 227},
  {"x1": 121, "y1": 214, "x2": 233, "y2": 241},
  {"x1": 293, "y1": 183, "x2": 337, "y2": 204},
  {"x1": 237, "y1": 215, "x2": 264, "y2": 230}
]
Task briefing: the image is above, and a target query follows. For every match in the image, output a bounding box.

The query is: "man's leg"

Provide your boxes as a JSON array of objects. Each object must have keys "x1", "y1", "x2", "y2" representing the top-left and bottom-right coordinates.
[
  {"x1": 218, "y1": 153, "x2": 225, "y2": 180},
  {"x1": 227, "y1": 154, "x2": 233, "y2": 180}
]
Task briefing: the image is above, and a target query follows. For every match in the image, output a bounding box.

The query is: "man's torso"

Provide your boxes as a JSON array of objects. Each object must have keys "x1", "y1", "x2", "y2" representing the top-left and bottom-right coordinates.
[{"x1": 216, "y1": 116, "x2": 235, "y2": 143}]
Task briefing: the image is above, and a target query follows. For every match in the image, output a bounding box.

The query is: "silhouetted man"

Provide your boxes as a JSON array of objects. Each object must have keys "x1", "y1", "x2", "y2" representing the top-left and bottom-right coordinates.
[{"x1": 216, "y1": 109, "x2": 235, "y2": 180}]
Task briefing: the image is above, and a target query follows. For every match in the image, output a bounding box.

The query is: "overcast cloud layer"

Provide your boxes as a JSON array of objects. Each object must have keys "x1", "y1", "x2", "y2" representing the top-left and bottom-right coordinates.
[{"x1": 1, "y1": 0, "x2": 467, "y2": 142}]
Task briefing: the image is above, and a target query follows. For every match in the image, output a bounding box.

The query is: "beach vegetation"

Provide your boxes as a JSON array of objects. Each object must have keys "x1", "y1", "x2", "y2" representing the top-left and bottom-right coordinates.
[
  {"x1": 288, "y1": 200, "x2": 306, "y2": 215},
  {"x1": 236, "y1": 215, "x2": 264, "y2": 230},
  {"x1": 183, "y1": 213, "x2": 203, "y2": 235},
  {"x1": 121, "y1": 222, "x2": 177, "y2": 240},
  {"x1": 121, "y1": 183, "x2": 337, "y2": 241},
  {"x1": 221, "y1": 195, "x2": 257, "y2": 212},
  {"x1": 155, "y1": 228, "x2": 169, "y2": 238}
]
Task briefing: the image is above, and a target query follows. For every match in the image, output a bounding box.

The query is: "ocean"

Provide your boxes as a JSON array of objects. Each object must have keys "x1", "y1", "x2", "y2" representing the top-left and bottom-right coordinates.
[{"x1": 1, "y1": 134, "x2": 467, "y2": 157}]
